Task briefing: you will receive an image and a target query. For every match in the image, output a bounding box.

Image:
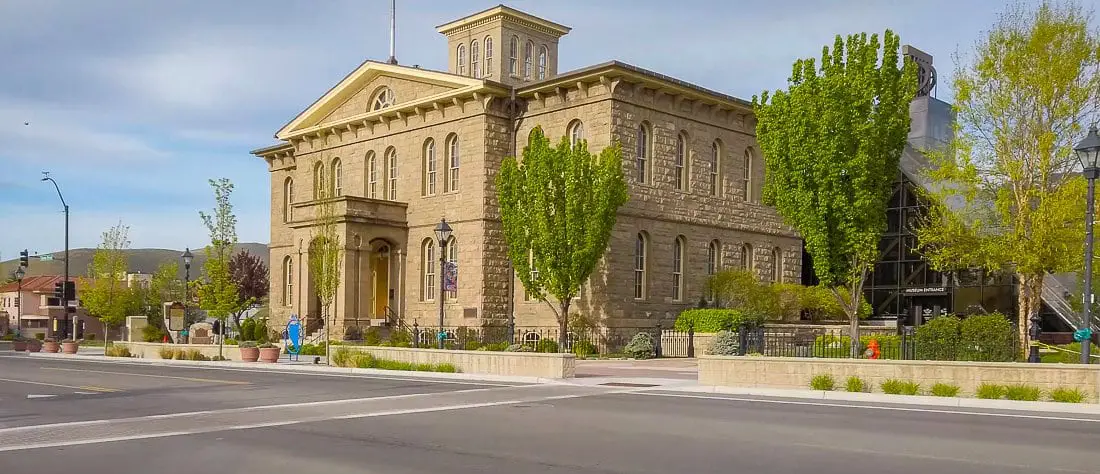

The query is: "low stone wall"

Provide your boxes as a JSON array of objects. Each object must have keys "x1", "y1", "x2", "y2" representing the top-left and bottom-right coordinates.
[
  {"x1": 335, "y1": 345, "x2": 575, "y2": 379},
  {"x1": 699, "y1": 356, "x2": 1100, "y2": 401},
  {"x1": 114, "y1": 342, "x2": 257, "y2": 361}
]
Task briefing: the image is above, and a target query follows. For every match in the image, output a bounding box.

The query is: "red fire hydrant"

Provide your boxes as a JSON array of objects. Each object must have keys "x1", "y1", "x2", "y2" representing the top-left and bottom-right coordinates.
[{"x1": 866, "y1": 339, "x2": 881, "y2": 359}]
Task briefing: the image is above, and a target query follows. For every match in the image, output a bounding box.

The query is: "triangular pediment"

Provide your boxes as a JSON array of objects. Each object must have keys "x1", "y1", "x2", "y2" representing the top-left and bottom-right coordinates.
[{"x1": 275, "y1": 61, "x2": 487, "y2": 140}]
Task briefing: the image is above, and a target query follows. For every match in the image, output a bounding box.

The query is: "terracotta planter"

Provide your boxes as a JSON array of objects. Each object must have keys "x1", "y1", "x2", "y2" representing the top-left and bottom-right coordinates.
[
  {"x1": 43, "y1": 341, "x2": 60, "y2": 353},
  {"x1": 240, "y1": 346, "x2": 260, "y2": 362},
  {"x1": 27, "y1": 342, "x2": 42, "y2": 353},
  {"x1": 61, "y1": 341, "x2": 79, "y2": 354},
  {"x1": 12, "y1": 340, "x2": 27, "y2": 351},
  {"x1": 258, "y1": 347, "x2": 280, "y2": 363}
]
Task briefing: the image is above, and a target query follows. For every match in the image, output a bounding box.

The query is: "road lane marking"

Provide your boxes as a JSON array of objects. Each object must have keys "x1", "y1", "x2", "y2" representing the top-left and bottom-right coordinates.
[
  {"x1": 78, "y1": 386, "x2": 120, "y2": 393},
  {"x1": 0, "y1": 377, "x2": 118, "y2": 393},
  {"x1": 42, "y1": 367, "x2": 251, "y2": 385},
  {"x1": 25, "y1": 395, "x2": 57, "y2": 399},
  {"x1": 628, "y1": 391, "x2": 1100, "y2": 423}
]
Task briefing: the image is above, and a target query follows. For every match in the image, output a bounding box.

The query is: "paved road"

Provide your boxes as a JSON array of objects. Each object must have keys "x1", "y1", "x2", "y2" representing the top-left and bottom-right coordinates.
[{"x1": 1, "y1": 354, "x2": 1099, "y2": 473}]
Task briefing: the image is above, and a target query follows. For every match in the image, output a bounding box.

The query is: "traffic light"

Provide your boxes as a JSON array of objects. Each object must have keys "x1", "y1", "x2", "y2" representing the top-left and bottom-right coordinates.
[
  {"x1": 53, "y1": 282, "x2": 64, "y2": 299},
  {"x1": 64, "y1": 281, "x2": 76, "y2": 301},
  {"x1": 19, "y1": 249, "x2": 28, "y2": 268}
]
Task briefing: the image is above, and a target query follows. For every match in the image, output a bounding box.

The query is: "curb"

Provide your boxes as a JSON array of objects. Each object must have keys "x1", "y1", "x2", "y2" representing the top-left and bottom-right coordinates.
[
  {"x1": 661, "y1": 384, "x2": 1100, "y2": 415},
  {"x1": 13, "y1": 352, "x2": 566, "y2": 385}
]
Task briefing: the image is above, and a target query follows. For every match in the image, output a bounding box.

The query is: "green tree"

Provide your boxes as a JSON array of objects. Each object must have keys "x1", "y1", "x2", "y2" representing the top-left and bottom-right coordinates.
[
  {"x1": 914, "y1": 1, "x2": 1099, "y2": 356},
  {"x1": 197, "y1": 178, "x2": 247, "y2": 355},
  {"x1": 309, "y1": 175, "x2": 342, "y2": 361},
  {"x1": 132, "y1": 261, "x2": 183, "y2": 340},
  {"x1": 80, "y1": 222, "x2": 138, "y2": 343},
  {"x1": 497, "y1": 127, "x2": 628, "y2": 349},
  {"x1": 228, "y1": 250, "x2": 269, "y2": 332},
  {"x1": 754, "y1": 30, "x2": 917, "y2": 357}
]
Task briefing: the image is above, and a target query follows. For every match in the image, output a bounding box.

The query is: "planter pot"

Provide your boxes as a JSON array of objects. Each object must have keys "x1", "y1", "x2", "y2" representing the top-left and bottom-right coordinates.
[
  {"x1": 240, "y1": 346, "x2": 260, "y2": 362},
  {"x1": 27, "y1": 342, "x2": 42, "y2": 353},
  {"x1": 12, "y1": 341, "x2": 27, "y2": 351},
  {"x1": 61, "y1": 341, "x2": 79, "y2": 354},
  {"x1": 258, "y1": 347, "x2": 280, "y2": 363},
  {"x1": 43, "y1": 341, "x2": 60, "y2": 353}
]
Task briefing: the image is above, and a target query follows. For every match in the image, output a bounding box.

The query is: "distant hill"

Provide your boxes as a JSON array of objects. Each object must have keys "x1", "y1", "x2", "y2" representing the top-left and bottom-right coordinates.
[{"x1": 1, "y1": 243, "x2": 268, "y2": 280}]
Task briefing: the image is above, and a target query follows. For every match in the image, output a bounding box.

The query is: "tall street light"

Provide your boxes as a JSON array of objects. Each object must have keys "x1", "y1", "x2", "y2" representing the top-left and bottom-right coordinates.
[
  {"x1": 434, "y1": 218, "x2": 452, "y2": 349},
  {"x1": 1074, "y1": 125, "x2": 1100, "y2": 363},
  {"x1": 181, "y1": 248, "x2": 193, "y2": 343},
  {"x1": 41, "y1": 172, "x2": 71, "y2": 339},
  {"x1": 14, "y1": 266, "x2": 25, "y2": 337}
]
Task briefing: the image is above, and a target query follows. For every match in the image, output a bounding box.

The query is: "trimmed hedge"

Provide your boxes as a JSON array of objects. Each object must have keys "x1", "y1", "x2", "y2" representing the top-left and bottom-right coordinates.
[{"x1": 674, "y1": 309, "x2": 763, "y2": 333}]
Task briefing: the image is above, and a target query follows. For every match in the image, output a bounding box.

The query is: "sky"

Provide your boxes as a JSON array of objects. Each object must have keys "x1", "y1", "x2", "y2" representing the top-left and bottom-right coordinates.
[{"x1": 0, "y1": 0, "x2": 1088, "y2": 258}]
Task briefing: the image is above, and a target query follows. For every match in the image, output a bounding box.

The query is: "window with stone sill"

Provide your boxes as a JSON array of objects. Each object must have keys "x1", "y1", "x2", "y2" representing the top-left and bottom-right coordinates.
[
  {"x1": 331, "y1": 158, "x2": 342, "y2": 197},
  {"x1": 313, "y1": 162, "x2": 326, "y2": 199},
  {"x1": 283, "y1": 177, "x2": 294, "y2": 223},
  {"x1": 484, "y1": 36, "x2": 494, "y2": 75},
  {"x1": 675, "y1": 132, "x2": 688, "y2": 192},
  {"x1": 672, "y1": 236, "x2": 685, "y2": 301},
  {"x1": 538, "y1": 45, "x2": 548, "y2": 80},
  {"x1": 422, "y1": 239, "x2": 436, "y2": 301},
  {"x1": 523, "y1": 41, "x2": 533, "y2": 80},
  {"x1": 471, "y1": 40, "x2": 481, "y2": 79},
  {"x1": 772, "y1": 247, "x2": 783, "y2": 283},
  {"x1": 634, "y1": 232, "x2": 648, "y2": 300},
  {"x1": 423, "y1": 138, "x2": 437, "y2": 196},
  {"x1": 509, "y1": 35, "x2": 519, "y2": 76},
  {"x1": 636, "y1": 122, "x2": 652, "y2": 185},
  {"x1": 446, "y1": 134, "x2": 459, "y2": 192},
  {"x1": 387, "y1": 148, "x2": 398, "y2": 200},
  {"x1": 457, "y1": 43, "x2": 467, "y2": 76},
  {"x1": 367, "y1": 152, "x2": 378, "y2": 199},
  {"x1": 283, "y1": 256, "x2": 293, "y2": 307},
  {"x1": 710, "y1": 140, "x2": 722, "y2": 197}
]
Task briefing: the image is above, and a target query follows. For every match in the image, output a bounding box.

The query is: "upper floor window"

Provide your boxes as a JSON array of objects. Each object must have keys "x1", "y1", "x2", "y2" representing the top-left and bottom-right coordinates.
[
  {"x1": 313, "y1": 161, "x2": 326, "y2": 199},
  {"x1": 457, "y1": 44, "x2": 467, "y2": 76},
  {"x1": 707, "y1": 240, "x2": 720, "y2": 275},
  {"x1": 672, "y1": 236, "x2": 685, "y2": 301},
  {"x1": 636, "y1": 122, "x2": 652, "y2": 184},
  {"x1": 568, "y1": 120, "x2": 585, "y2": 148},
  {"x1": 741, "y1": 243, "x2": 754, "y2": 271},
  {"x1": 283, "y1": 178, "x2": 294, "y2": 223},
  {"x1": 283, "y1": 256, "x2": 293, "y2": 307},
  {"x1": 523, "y1": 249, "x2": 539, "y2": 301},
  {"x1": 744, "y1": 148, "x2": 754, "y2": 202},
  {"x1": 423, "y1": 138, "x2": 437, "y2": 196},
  {"x1": 386, "y1": 147, "x2": 398, "y2": 200},
  {"x1": 711, "y1": 140, "x2": 722, "y2": 196},
  {"x1": 372, "y1": 87, "x2": 395, "y2": 111},
  {"x1": 538, "y1": 45, "x2": 548, "y2": 79},
  {"x1": 675, "y1": 132, "x2": 688, "y2": 191},
  {"x1": 331, "y1": 158, "x2": 342, "y2": 197},
  {"x1": 509, "y1": 35, "x2": 519, "y2": 76},
  {"x1": 367, "y1": 152, "x2": 378, "y2": 199},
  {"x1": 446, "y1": 134, "x2": 459, "y2": 192},
  {"x1": 484, "y1": 36, "x2": 494, "y2": 75},
  {"x1": 523, "y1": 41, "x2": 533, "y2": 79},
  {"x1": 422, "y1": 239, "x2": 436, "y2": 301},
  {"x1": 471, "y1": 41, "x2": 481, "y2": 78},
  {"x1": 634, "y1": 233, "x2": 648, "y2": 300},
  {"x1": 772, "y1": 247, "x2": 783, "y2": 282}
]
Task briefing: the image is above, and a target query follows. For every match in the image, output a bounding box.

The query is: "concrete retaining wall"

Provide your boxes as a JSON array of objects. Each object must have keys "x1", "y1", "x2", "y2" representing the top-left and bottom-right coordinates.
[
  {"x1": 699, "y1": 356, "x2": 1100, "y2": 401},
  {"x1": 114, "y1": 342, "x2": 256, "y2": 361},
  {"x1": 335, "y1": 345, "x2": 575, "y2": 379}
]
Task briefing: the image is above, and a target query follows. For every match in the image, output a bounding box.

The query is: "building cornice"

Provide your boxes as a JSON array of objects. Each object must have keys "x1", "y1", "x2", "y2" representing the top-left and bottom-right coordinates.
[{"x1": 436, "y1": 5, "x2": 570, "y2": 37}]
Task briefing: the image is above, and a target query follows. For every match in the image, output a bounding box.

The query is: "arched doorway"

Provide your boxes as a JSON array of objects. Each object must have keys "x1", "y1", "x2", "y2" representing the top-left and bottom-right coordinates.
[{"x1": 370, "y1": 239, "x2": 395, "y2": 320}]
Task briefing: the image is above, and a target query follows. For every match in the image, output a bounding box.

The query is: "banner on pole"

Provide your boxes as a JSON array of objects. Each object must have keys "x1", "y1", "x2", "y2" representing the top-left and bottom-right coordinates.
[{"x1": 443, "y1": 262, "x2": 457, "y2": 292}]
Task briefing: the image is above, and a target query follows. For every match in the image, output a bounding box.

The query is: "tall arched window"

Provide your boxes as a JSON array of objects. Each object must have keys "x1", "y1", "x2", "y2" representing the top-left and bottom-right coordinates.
[
  {"x1": 523, "y1": 41, "x2": 533, "y2": 79},
  {"x1": 313, "y1": 162, "x2": 326, "y2": 199},
  {"x1": 773, "y1": 247, "x2": 783, "y2": 282},
  {"x1": 386, "y1": 147, "x2": 398, "y2": 200},
  {"x1": 675, "y1": 132, "x2": 688, "y2": 191},
  {"x1": 471, "y1": 40, "x2": 481, "y2": 78},
  {"x1": 524, "y1": 249, "x2": 540, "y2": 301},
  {"x1": 744, "y1": 148, "x2": 754, "y2": 202},
  {"x1": 446, "y1": 134, "x2": 459, "y2": 192},
  {"x1": 331, "y1": 158, "x2": 342, "y2": 197},
  {"x1": 711, "y1": 140, "x2": 722, "y2": 196},
  {"x1": 741, "y1": 243, "x2": 754, "y2": 272},
  {"x1": 367, "y1": 152, "x2": 378, "y2": 198},
  {"x1": 372, "y1": 87, "x2": 395, "y2": 111},
  {"x1": 446, "y1": 237, "x2": 458, "y2": 300},
  {"x1": 283, "y1": 256, "x2": 293, "y2": 306},
  {"x1": 672, "y1": 236, "x2": 685, "y2": 301},
  {"x1": 636, "y1": 122, "x2": 651, "y2": 184},
  {"x1": 568, "y1": 120, "x2": 584, "y2": 148},
  {"x1": 538, "y1": 45, "x2": 548, "y2": 79},
  {"x1": 484, "y1": 36, "x2": 494, "y2": 75},
  {"x1": 509, "y1": 35, "x2": 519, "y2": 76},
  {"x1": 422, "y1": 239, "x2": 436, "y2": 301},
  {"x1": 707, "y1": 240, "x2": 721, "y2": 275},
  {"x1": 283, "y1": 178, "x2": 294, "y2": 223},
  {"x1": 634, "y1": 233, "x2": 648, "y2": 300},
  {"x1": 457, "y1": 44, "x2": 466, "y2": 76},
  {"x1": 423, "y1": 138, "x2": 437, "y2": 196}
]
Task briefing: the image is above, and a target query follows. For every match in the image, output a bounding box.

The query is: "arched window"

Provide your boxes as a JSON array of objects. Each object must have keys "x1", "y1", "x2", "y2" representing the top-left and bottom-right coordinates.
[
  {"x1": 422, "y1": 239, "x2": 436, "y2": 301},
  {"x1": 372, "y1": 87, "x2": 395, "y2": 111},
  {"x1": 367, "y1": 152, "x2": 378, "y2": 199},
  {"x1": 672, "y1": 236, "x2": 685, "y2": 301},
  {"x1": 711, "y1": 140, "x2": 722, "y2": 196},
  {"x1": 446, "y1": 134, "x2": 459, "y2": 192},
  {"x1": 423, "y1": 138, "x2": 437, "y2": 196},
  {"x1": 744, "y1": 148, "x2": 754, "y2": 202},
  {"x1": 636, "y1": 122, "x2": 651, "y2": 184},
  {"x1": 387, "y1": 147, "x2": 398, "y2": 200},
  {"x1": 471, "y1": 40, "x2": 481, "y2": 78},
  {"x1": 773, "y1": 247, "x2": 783, "y2": 282},
  {"x1": 457, "y1": 44, "x2": 466, "y2": 76},
  {"x1": 675, "y1": 132, "x2": 688, "y2": 191},
  {"x1": 538, "y1": 45, "x2": 548, "y2": 79},
  {"x1": 283, "y1": 177, "x2": 294, "y2": 223},
  {"x1": 524, "y1": 249, "x2": 539, "y2": 301},
  {"x1": 484, "y1": 36, "x2": 494, "y2": 75},
  {"x1": 313, "y1": 162, "x2": 326, "y2": 199},
  {"x1": 634, "y1": 233, "x2": 648, "y2": 300},
  {"x1": 707, "y1": 240, "x2": 721, "y2": 275},
  {"x1": 523, "y1": 41, "x2": 533, "y2": 79},
  {"x1": 509, "y1": 35, "x2": 519, "y2": 76},
  {"x1": 446, "y1": 237, "x2": 458, "y2": 300},
  {"x1": 741, "y1": 243, "x2": 754, "y2": 272},
  {"x1": 568, "y1": 120, "x2": 584, "y2": 148},
  {"x1": 331, "y1": 158, "x2": 342, "y2": 197},
  {"x1": 283, "y1": 256, "x2": 293, "y2": 306}
]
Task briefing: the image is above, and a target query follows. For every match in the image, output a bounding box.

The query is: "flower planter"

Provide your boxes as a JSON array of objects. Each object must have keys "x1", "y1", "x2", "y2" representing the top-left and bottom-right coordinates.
[
  {"x1": 12, "y1": 340, "x2": 27, "y2": 351},
  {"x1": 27, "y1": 342, "x2": 42, "y2": 353},
  {"x1": 42, "y1": 341, "x2": 60, "y2": 353},
  {"x1": 61, "y1": 341, "x2": 79, "y2": 354},
  {"x1": 258, "y1": 347, "x2": 280, "y2": 363},
  {"x1": 240, "y1": 346, "x2": 260, "y2": 362}
]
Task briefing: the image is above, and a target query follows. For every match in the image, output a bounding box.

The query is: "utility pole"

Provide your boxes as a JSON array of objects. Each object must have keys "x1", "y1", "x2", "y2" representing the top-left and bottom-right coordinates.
[{"x1": 41, "y1": 172, "x2": 71, "y2": 340}]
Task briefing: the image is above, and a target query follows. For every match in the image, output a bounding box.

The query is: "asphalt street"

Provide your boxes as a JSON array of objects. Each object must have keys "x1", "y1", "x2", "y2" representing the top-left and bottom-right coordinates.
[{"x1": 1, "y1": 355, "x2": 1099, "y2": 473}]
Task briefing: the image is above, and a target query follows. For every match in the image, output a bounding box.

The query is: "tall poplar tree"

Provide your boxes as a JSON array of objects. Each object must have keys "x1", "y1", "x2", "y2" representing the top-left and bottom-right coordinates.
[
  {"x1": 754, "y1": 31, "x2": 917, "y2": 357},
  {"x1": 81, "y1": 222, "x2": 137, "y2": 343},
  {"x1": 309, "y1": 175, "x2": 342, "y2": 361},
  {"x1": 197, "y1": 178, "x2": 247, "y2": 354}
]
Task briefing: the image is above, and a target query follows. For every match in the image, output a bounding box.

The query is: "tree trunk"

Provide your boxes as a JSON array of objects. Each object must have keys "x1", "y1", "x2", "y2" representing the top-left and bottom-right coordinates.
[
  {"x1": 1016, "y1": 273, "x2": 1043, "y2": 359},
  {"x1": 558, "y1": 300, "x2": 570, "y2": 353},
  {"x1": 849, "y1": 305, "x2": 861, "y2": 358}
]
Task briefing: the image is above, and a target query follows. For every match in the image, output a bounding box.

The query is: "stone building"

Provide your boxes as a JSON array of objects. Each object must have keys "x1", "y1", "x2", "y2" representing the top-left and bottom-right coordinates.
[{"x1": 252, "y1": 5, "x2": 800, "y2": 340}]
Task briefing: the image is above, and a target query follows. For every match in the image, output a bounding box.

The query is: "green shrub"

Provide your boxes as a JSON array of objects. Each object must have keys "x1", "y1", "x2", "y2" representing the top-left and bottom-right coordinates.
[
  {"x1": 105, "y1": 345, "x2": 132, "y2": 358},
  {"x1": 85, "y1": 333, "x2": 96, "y2": 341},
  {"x1": 571, "y1": 339, "x2": 597, "y2": 357},
  {"x1": 930, "y1": 383, "x2": 960, "y2": 397},
  {"x1": 352, "y1": 353, "x2": 374, "y2": 369},
  {"x1": 534, "y1": 339, "x2": 559, "y2": 353},
  {"x1": 845, "y1": 376, "x2": 866, "y2": 393},
  {"x1": 297, "y1": 343, "x2": 326, "y2": 356},
  {"x1": 362, "y1": 327, "x2": 381, "y2": 345},
  {"x1": 812, "y1": 334, "x2": 903, "y2": 359},
  {"x1": 185, "y1": 349, "x2": 208, "y2": 361},
  {"x1": 158, "y1": 347, "x2": 176, "y2": 359},
  {"x1": 958, "y1": 313, "x2": 1016, "y2": 362},
  {"x1": 142, "y1": 324, "x2": 168, "y2": 342},
  {"x1": 224, "y1": 338, "x2": 238, "y2": 345},
  {"x1": 1050, "y1": 387, "x2": 1088, "y2": 403},
  {"x1": 388, "y1": 329, "x2": 412, "y2": 347},
  {"x1": 810, "y1": 374, "x2": 835, "y2": 391},
  {"x1": 707, "y1": 330, "x2": 740, "y2": 355},
  {"x1": 976, "y1": 383, "x2": 1006, "y2": 399},
  {"x1": 675, "y1": 309, "x2": 745, "y2": 332},
  {"x1": 482, "y1": 342, "x2": 510, "y2": 352},
  {"x1": 239, "y1": 340, "x2": 257, "y2": 348},
  {"x1": 332, "y1": 347, "x2": 353, "y2": 367},
  {"x1": 212, "y1": 355, "x2": 227, "y2": 361},
  {"x1": 624, "y1": 332, "x2": 656, "y2": 359},
  {"x1": 239, "y1": 319, "x2": 256, "y2": 341},
  {"x1": 343, "y1": 325, "x2": 363, "y2": 341},
  {"x1": 173, "y1": 349, "x2": 187, "y2": 360},
  {"x1": 1004, "y1": 384, "x2": 1041, "y2": 401},
  {"x1": 913, "y1": 316, "x2": 961, "y2": 361},
  {"x1": 35, "y1": 333, "x2": 45, "y2": 341},
  {"x1": 881, "y1": 379, "x2": 920, "y2": 395},
  {"x1": 505, "y1": 343, "x2": 532, "y2": 352}
]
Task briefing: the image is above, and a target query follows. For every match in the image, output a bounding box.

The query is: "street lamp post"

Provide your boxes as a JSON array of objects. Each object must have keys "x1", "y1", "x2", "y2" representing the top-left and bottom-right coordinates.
[
  {"x1": 41, "y1": 172, "x2": 71, "y2": 340},
  {"x1": 434, "y1": 218, "x2": 452, "y2": 349},
  {"x1": 14, "y1": 266, "x2": 25, "y2": 337},
  {"x1": 1074, "y1": 125, "x2": 1100, "y2": 364},
  {"x1": 181, "y1": 248, "x2": 193, "y2": 344}
]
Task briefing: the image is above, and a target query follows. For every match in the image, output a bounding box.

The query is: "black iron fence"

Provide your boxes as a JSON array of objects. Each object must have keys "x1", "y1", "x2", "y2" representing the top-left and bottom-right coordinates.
[{"x1": 400, "y1": 324, "x2": 656, "y2": 356}]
